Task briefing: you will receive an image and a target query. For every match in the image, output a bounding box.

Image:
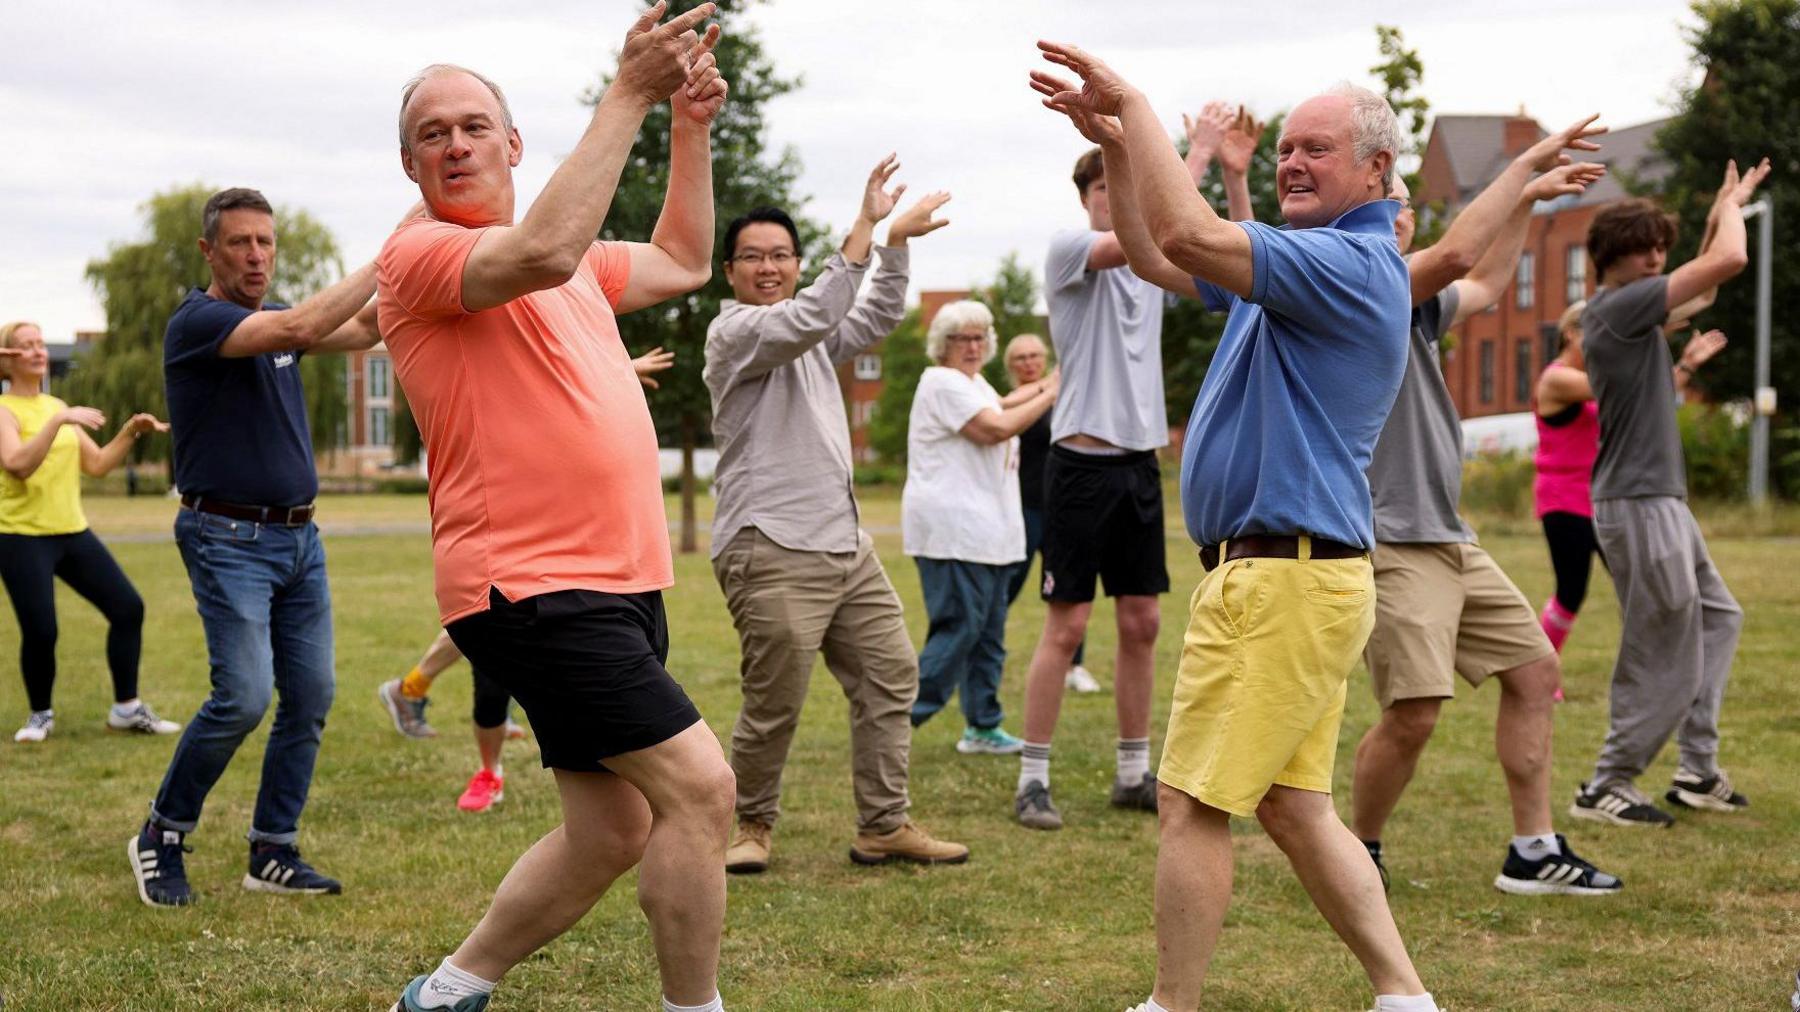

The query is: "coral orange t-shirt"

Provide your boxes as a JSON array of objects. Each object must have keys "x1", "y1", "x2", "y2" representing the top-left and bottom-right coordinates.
[{"x1": 377, "y1": 217, "x2": 672, "y2": 625}]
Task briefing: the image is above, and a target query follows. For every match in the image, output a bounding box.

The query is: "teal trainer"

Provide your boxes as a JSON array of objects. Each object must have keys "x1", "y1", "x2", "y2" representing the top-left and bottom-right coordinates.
[
  {"x1": 391, "y1": 975, "x2": 490, "y2": 1012},
  {"x1": 956, "y1": 725, "x2": 1024, "y2": 755}
]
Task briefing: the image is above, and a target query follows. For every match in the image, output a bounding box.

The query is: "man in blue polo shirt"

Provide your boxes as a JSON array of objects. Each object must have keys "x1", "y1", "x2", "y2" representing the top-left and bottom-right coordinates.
[
  {"x1": 128, "y1": 187, "x2": 398, "y2": 908},
  {"x1": 1033, "y1": 47, "x2": 1439, "y2": 1012}
]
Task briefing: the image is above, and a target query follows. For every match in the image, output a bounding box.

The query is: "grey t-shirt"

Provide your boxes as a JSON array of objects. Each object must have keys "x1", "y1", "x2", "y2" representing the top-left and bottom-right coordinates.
[
  {"x1": 1583, "y1": 275, "x2": 1685, "y2": 500},
  {"x1": 1044, "y1": 229, "x2": 1168, "y2": 450},
  {"x1": 1367, "y1": 285, "x2": 1475, "y2": 544}
]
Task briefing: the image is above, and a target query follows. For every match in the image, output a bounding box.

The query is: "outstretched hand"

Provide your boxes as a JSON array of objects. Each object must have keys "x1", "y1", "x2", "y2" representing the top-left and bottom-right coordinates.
[
  {"x1": 1034, "y1": 40, "x2": 1135, "y2": 117},
  {"x1": 1680, "y1": 329, "x2": 1728, "y2": 371},
  {"x1": 859, "y1": 154, "x2": 905, "y2": 225},
  {"x1": 1523, "y1": 161, "x2": 1606, "y2": 203},
  {"x1": 1716, "y1": 157, "x2": 1772, "y2": 209},
  {"x1": 887, "y1": 191, "x2": 952, "y2": 246},
  {"x1": 1218, "y1": 106, "x2": 1264, "y2": 177},
  {"x1": 57, "y1": 406, "x2": 105, "y2": 431},
  {"x1": 125, "y1": 413, "x2": 170, "y2": 438},
  {"x1": 614, "y1": 1, "x2": 718, "y2": 106},
  {"x1": 1029, "y1": 70, "x2": 1122, "y2": 145},
  {"x1": 672, "y1": 25, "x2": 727, "y2": 125},
  {"x1": 1183, "y1": 101, "x2": 1235, "y2": 161},
  {"x1": 1520, "y1": 114, "x2": 1607, "y2": 173},
  {"x1": 632, "y1": 346, "x2": 676, "y2": 389}
]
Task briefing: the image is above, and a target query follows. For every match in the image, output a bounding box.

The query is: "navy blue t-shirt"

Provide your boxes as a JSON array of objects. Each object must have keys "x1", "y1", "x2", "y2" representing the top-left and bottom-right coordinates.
[{"x1": 164, "y1": 288, "x2": 318, "y2": 506}]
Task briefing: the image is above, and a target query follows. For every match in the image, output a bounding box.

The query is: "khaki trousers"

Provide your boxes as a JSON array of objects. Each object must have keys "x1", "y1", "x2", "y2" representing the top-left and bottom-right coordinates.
[{"x1": 712, "y1": 527, "x2": 916, "y2": 834}]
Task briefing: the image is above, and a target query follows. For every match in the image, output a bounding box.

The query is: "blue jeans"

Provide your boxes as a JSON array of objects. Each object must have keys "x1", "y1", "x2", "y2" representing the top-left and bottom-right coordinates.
[
  {"x1": 913, "y1": 557, "x2": 1011, "y2": 731},
  {"x1": 150, "y1": 509, "x2": 335, "y2": 844},
  {"x1": 1006, "y1": 506, "x2": 1084, "y2": 666}
]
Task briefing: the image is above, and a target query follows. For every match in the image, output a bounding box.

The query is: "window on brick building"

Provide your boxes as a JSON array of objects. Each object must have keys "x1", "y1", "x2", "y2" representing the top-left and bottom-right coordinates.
[
  {"x1": 1479, "y1": 340, "x2": 1495, "y2": 404},
  {"x1": 369, "y1": 406, "x2": 391, "y2": 447},
  {"x1": 1515, "y1": 252, "x2": 1535, "y2": 310},
  {"x1": 1541, "y1": 322, "x2": 1561, "y2": 373},
  {"x1": 1515, "y1": 340, "x2": 1532, "y2": 405},
  {"x1": 854, "y1": 354, "x2": 881, "y2": 381},
  {"x1": 367, "y1": 355, "x2": 391, "y2": 400},
  {"x1": 1566, "y1": 245, "x2": 1587, "y2": 304}
]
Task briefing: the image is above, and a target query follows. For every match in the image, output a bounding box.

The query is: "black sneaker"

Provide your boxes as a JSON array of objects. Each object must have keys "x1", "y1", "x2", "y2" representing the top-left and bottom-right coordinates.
[
  {"x1": 1015, "y1": 780, "x2": 1063, "y2": 830},
  {"x1": 1569, "y1": 781, "x2": 1674, "y2": 828},
  {"x1": 244, "y1": 843, "x2": 342, "y2": 895},
  {"x1": 1666, "y1": 766, "x2": 1749, "y2": 813},
  {"x1": 128, "y1": 821, "x2": 193, "y2": 907},
  {"x1": 1109, "y1": 772, "x2": 1159, "y2": 812},
  {"x1": 1494, "y1": 834, "x2": 1623, "y2": 896},
  {"x1": 1363, "y1": 839, "x2": 1390, "y2": 893}
]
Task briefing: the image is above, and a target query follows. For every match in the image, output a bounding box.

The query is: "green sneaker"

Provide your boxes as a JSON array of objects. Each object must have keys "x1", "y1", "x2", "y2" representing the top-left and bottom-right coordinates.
[
  {"x1": 957, "y1": 725, "x2": 1024, "y2": 755},
  {"x1": 392, "y1": 974, "x2": 490, "y2": 1011}
]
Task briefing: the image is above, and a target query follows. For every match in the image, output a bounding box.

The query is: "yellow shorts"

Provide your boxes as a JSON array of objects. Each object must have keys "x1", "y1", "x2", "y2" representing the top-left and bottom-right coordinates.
[{"x1": 1159, "y1": 550, "x2": 1375, "y2": 818}]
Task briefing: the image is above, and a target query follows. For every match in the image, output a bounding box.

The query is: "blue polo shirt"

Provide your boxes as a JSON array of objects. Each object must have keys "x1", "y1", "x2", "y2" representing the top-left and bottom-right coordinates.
[
  {"x1": 1180, "y1": 200, "x2": 1410, "y2": 550},
  {"x1": 164, "y1": 288, "x2": 318, "y2": 506}
]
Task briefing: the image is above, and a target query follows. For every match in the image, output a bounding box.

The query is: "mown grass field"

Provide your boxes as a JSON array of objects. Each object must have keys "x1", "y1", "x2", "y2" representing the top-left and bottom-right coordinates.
[{"x1": 2, "y1": 490, "x2": 1796, "y2": 1010}]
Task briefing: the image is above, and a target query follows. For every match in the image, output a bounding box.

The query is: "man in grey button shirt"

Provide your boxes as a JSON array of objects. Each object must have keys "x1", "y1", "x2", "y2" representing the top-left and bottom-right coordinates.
[
  {"x1": 1350, "y1": 119, "x2": 1624, "y2": 896},
  {"x1": 1570, "y1": 157, "x2": 1770, "y2": 829},
  {"x1": 704, "y1": 156, "x2": 968, "y2": 873}
]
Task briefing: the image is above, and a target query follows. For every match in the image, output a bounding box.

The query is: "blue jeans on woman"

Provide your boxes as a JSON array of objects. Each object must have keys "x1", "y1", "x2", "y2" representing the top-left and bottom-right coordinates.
[
  {"x1": 913, "y1": 557, "x2": 1011, "y2": 731},
  {"x1": 149, "y1": 509, "x2": 335, "y2": 845}
]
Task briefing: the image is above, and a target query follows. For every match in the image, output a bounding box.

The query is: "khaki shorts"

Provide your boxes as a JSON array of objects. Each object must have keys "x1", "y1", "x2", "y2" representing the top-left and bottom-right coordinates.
[
  {"x1": 1363, "y1": 542, "x2": 1554, "y2": 709},
  {"x1": 1159, "y1": 551, "x2": 1375, "y2": 818}
]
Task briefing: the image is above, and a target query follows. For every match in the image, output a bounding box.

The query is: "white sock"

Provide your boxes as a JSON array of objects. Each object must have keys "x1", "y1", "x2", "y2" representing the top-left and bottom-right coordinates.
[
  {"x1": 662, "y1": 994, "x2": 723, "y2": 1012},
  {"x1": 1373, "y1": 992, "x2": 1438, "y2": 1011},
  {"x1": 1512, "y1": 832, "x2": 1560, "y2": 857},
  {"x1": 418, "y1": 958, "x2": 496, "y2": 1007},
  {"x1": 1018, "y1": 741, "x2": 1051, "y2": 792},
  {"x1": 112, "y1": 700, "x2": 140, "y2": 716},
  {"x1": 1139, "y1": 998, "x2": 1170, "y2": 1012},
  {"x1": 1116, "y1": 737, "x2": 1150, "y2": 785}
]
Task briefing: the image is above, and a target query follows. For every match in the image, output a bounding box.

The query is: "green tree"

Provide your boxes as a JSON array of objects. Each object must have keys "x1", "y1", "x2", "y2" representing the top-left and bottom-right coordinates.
[
  {"x1": 72, "y1": 184, "x2": 350, "y2": 472},
  {"x1": 1371, "y1": 24, "x2": 1444, "y2": 246},
  {"x1": 976, "y1": 251, "x2": 1041, "y2": 390},
  {"x1": 586, "y1": 0, "x2": 826, "y2": 552},
  {"x1": 1652, "y1": 0, "x2": 1799, "y2": 448},
  {"x1": 865, "y1": 307, "x2": 924, "y2": 465}
]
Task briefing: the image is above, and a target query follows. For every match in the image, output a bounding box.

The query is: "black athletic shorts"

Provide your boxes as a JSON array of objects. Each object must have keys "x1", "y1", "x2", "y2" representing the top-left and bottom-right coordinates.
[
  {"x1": 446, "y1": 587, "x2": 701, "y2": 772},
  {"x1": 1040, "y1": 446, "x2": 1170, "y2": 603}
]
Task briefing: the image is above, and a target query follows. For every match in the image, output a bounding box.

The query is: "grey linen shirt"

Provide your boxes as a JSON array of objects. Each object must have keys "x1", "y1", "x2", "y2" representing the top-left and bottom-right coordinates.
[
  {"x1": 704, "y1": 246, "x2": 910, "y2": 559},
  {"x1": 1366, "y1": 285, "x2": 1476, "y2": 544}
]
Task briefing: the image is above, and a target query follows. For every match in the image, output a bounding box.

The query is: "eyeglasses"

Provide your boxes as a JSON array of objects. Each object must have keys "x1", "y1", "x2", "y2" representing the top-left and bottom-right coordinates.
[
  {"x1": 730, "y1": 250, "x2": 797, "y2": 266},
  {"x1": 946, "y1": 334, "x2": 986, "y2": 346}
]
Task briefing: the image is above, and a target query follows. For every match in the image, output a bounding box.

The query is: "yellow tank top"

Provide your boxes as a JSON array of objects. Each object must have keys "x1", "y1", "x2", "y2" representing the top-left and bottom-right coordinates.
[{"x1": 0, "y1": 394, "x2": 88, "y2": 536}]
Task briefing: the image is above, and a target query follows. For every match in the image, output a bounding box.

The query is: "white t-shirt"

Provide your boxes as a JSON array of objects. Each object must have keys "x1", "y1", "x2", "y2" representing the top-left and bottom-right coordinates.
[
  {"x1": 1044, "y1": 229, "x2": 1168, "y2": 450},
  {"x1": 901, "y1": 367, "x2": 1026, "y2": 565}
]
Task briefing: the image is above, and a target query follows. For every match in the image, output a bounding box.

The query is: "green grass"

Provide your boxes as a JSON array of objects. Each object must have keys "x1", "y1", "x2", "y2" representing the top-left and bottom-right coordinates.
[{"x1": 3, "y1": 492, "x2": 1798, "y2": 1010}]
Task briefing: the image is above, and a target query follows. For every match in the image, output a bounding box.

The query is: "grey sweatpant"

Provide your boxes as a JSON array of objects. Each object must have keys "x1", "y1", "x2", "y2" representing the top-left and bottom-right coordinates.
[{"x1": 1590, "y1": 496, "x2": 1742, "y2": 788}]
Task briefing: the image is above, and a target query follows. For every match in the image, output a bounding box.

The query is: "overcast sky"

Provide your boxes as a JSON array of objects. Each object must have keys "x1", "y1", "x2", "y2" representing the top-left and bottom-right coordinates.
[{"x1": 3, "y1": 0, "x2": 1700, "y2": 342}]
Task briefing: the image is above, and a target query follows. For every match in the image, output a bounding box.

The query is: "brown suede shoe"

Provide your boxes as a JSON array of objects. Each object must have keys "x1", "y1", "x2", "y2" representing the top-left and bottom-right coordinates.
[
  {"x1": 725, "y1": 821, "x2": 772, "y2": 875},
  {"x1": 848, "y1": 821, "x2": 970, "y2": 866}
]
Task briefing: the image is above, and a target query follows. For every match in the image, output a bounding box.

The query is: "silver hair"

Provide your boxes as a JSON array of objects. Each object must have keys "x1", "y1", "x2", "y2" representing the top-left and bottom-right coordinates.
[
  {"x1": 1325, "y1": 82, "x2": 1402, "y2": 194},
  {"x1": 925, "y1": 300, "x2": 998, "y2": 365},
  {"x1": 398, "y1": 64, "x2": 515, "y2": 152}
]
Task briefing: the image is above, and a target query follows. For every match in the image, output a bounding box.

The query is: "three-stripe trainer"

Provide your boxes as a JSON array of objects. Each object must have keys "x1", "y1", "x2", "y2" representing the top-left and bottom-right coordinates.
[
  {"x1": 1569, "y1": 781, "x2": 1675, "y2": 828},
  {"x1": 1494, "y1": 834, "x2": 1622, "y2": 897},
  {"x1": 243, "y1": 843, "x2": 343, "y2": 896}
]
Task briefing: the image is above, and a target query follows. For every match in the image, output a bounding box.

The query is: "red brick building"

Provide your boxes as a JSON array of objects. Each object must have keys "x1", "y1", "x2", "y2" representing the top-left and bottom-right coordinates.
[
  {"x1": 1417, "y1": 113, "x2": 1670, "y2": 417},
  {"x1": 836, "y1": 287, "x2": 974, "y2": 463}
]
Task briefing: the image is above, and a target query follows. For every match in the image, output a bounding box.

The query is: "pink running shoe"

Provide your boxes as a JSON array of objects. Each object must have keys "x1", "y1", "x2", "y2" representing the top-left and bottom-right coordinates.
[{"x1": 457, "y1": 769, "x2": 504, "y2": 813}]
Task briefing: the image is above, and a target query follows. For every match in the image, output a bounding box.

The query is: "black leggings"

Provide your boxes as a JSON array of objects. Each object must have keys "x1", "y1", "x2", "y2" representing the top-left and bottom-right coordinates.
[
  {"x1": 471, "y1": 666, "x2": 511, "y2": 730},
  {"x1": 1541, "y1": 511, "x2": 1606, "y2": 614},
  {"x1": 0, "y1": 530, "x2": 145, "y2": 712}
]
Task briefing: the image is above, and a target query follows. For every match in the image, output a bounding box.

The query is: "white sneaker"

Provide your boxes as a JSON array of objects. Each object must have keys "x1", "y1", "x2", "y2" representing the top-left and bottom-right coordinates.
[
  {"x1": 1065, "y1": 664, "x2": 1102, "y2": 694},
  {"x1": 14, "y1": 710, "x2": 54, "y2": 742},
  {"x1": 107, "y1": 702, "x2": 181, "y2": 735}
]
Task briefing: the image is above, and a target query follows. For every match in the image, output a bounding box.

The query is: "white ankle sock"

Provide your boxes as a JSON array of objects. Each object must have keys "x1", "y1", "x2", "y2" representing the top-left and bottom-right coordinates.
[
  {"x1": 662, "y1": 994, "x2": 723, "y2": 1012},
  {"x1": 1512, "y1": 833, "x2": 1560, "y2": 857},
  {"x1": 418, "y1": 959, "x2": 496, "y2": 1006},
  {"x1": 1373, "y1": 992, "x2": 1438, "y2": 1011},
  {"x1": 1018, "y1": 741, "x2": 1051, "y2": 792},
  {"x1": 112, "y1": 700, "x2": 140, "y2": 716},
  {"x1": 1139, "y1": 998, "x2": 1170, "y2": 1012},
  {"x1": 1116, "y1": 737, "x2": 1150, "y2": 784}
]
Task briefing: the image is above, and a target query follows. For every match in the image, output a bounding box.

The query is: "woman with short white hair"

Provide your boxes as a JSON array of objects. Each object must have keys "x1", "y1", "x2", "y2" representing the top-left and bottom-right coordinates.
[{"x1": 902, "y1": 300, "x2": 1058, "y2": 755}]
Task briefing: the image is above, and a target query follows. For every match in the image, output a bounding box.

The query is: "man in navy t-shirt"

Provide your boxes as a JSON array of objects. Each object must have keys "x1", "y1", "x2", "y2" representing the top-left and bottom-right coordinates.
[
  {"x1": 129, "y1": 187, "x2": 399, "y2": 908},
  {"x1": 1033, "y1": 44, "x2": 1441, "y2": 1011}
]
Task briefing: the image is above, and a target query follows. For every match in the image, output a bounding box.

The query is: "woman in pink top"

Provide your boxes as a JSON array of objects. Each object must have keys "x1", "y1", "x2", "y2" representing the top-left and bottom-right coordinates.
[{"x1": 1533, "y1": 301, "x2": 1728, "y2": 652}]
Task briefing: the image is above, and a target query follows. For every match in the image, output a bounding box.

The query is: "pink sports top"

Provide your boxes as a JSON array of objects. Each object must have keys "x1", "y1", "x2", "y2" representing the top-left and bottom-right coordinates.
[{"x1": 1534, "y1": 363, "x2": 1600, "y2": 518}]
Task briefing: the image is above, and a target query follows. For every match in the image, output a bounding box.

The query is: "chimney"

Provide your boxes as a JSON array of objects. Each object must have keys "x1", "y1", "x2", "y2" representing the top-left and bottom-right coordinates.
[{"x1": 1502, "y1": 105, "x2": 1543, "y2": 158}]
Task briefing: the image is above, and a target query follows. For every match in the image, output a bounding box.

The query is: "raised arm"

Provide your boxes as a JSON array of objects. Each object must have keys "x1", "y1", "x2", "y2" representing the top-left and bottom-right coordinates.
[
  {"x1": 1449, "y1": 161, "x2": 1606, "y2": 327},
  {"x1": 1414, "y1": 115, "x2": 1606, "y2": 307},
  {"x1": 1217, "y1": 105, "x2": 1262, "y2": 222},
  {"x1": 828, "y1": 192, "x2": 950, "y2": 362},
  {"x1": 1666, "y1": 157, "x2": 1769, "y2": 310},
  {"x1": 962, "y1": 370, "x2": 1060, "y2": 445},
  {"x1": 1535, "y1": 365, "x2": 1594, "y2": 415},
  {"x1": 617, "y1": 34, "x2": 727, "y2": 314},
  {"x1": 218, "y1": 263, "x2": 379, "y2": 358},
  {"x1": 1079, "y1": 101, "x2": 1229, "y2": 274},
  {"x1": 452, "y1": 3, "x2": 717, "y2": 313},
  {"x1": 0, "y1": 404, "x2": 101, "y2": 480},
  {"x1": 78, "y1": 413, "x2": 169, "y2": 478}
]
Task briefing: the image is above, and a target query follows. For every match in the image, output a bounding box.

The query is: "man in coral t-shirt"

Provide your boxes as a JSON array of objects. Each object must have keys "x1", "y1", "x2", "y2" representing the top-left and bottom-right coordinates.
[{"x1": 375, "y1": 6, "x2": 735, "y2": 1012}]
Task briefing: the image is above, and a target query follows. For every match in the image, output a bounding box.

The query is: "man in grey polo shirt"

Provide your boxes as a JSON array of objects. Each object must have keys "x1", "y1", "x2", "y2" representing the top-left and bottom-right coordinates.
[
  {"x1": 1349, "y1": 119, "x2": 1623, "y2": 897},
  {"x1": 704, "y1": 156, "x2": 967, "y2": 873},
  {"x1": 1571, "y1": 158, "x2": 1769, "y2": 828}
]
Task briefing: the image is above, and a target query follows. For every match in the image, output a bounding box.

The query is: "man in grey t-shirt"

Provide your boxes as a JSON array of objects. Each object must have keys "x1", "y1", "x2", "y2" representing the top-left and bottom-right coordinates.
[
  {"x1": 1350, "y1": 125, "x2": 1623, "y2": 896},
  {"x1": 1570, "y1": 157, "x2": 1769, "y2": 829}
]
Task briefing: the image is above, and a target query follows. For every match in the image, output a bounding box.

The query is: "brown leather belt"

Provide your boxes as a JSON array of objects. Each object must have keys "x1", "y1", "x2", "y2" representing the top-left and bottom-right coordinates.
[
  {"x1": 1199, "y1": 534, "x2": 1365, "y2": 573},
  {"x1": 180, "y1": 494, "x2": 315, "y2": 527}
]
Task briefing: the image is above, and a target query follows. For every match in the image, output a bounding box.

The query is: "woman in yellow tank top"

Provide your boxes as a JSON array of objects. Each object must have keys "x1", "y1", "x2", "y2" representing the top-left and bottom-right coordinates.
[{"x1": 0, "y1": 321, "x2": 177, "y2": 743}]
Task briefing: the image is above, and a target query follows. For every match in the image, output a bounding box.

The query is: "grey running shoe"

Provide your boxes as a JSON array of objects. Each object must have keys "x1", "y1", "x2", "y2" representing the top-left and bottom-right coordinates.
[
  {"x1": 1109, "y1": 772, "x2": 1159, "y2": 812},
  {"x1": 107, "y1": 701, "x2": 180, "y2": 735},
  {"x1": 1666, "y1": 766, "x2": 1749, "y2": 813},
  {"x1": 13, "y1": 710, "x2": 54, "y2": 743},
  {"x1": 1015, "y1": 780, "x2": 1063, "y2": 830},
  {"x1": 378, "y1": 679, "x2": 436, "y2": 739}
]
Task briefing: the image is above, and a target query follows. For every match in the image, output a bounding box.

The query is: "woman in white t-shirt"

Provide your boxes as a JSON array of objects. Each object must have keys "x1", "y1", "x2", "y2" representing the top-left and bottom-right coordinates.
[{"x1": 902, "y1": 300, "x2": 1059, "y2": 755}]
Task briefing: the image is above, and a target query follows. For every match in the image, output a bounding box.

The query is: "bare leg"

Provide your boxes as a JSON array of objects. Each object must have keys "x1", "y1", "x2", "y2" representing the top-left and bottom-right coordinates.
[
  {"x1": 1257, "y1": 786, "x2": 1425, "y2": 996},
  {"x1": 474, "y1": 723, "x2": 505, "y2": 773},
  {"x1": 1350, "y1": 698, "x2": 1443, "y2": 842},
  {"x1": 1494, "y1": 655, "x2": 1559, "y2": 836},
  {"x1": 1112, "y1": 595, "x2": 1160, "y2": 741},
  {"x1": 1149, "y1": 784, "x2": 1233, "y2": 1011},
  {"x1": 416, "y1": 629, "x2": 465, "y2": 686},
  {"x1": 1021, "y1": 601, "x2": 1093, "y2": 742}
]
